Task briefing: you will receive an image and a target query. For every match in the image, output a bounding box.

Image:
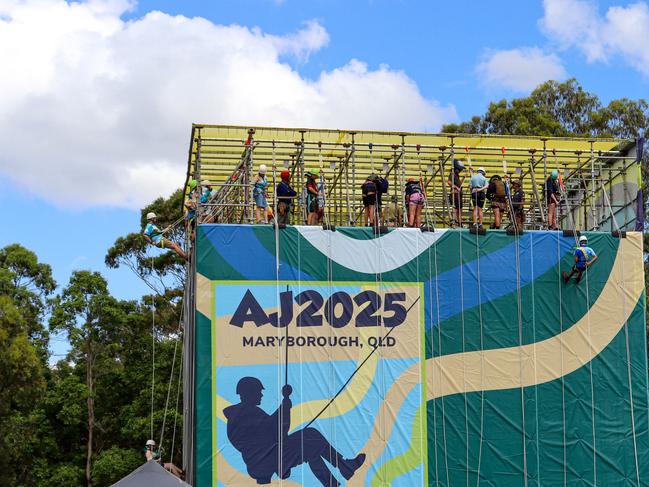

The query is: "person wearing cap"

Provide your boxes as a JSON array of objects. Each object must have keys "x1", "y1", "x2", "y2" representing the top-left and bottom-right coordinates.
[
  {"x1": 252, "y1": 165, "x2": 270, "y2": 224},
  {"x1": 143, "y1": 212, "x2": 187, "y2": 260},
  {"x1": 469, "y1": 167, "x2": 488, "y2": 227},
  {"x1": 144, "y1": 439, "x2": 160, "y2": 462},
  {"x1": 276, "y1": 170, "x2": 297, "y2": 225},
  {"x1": 447, "y1": 160, "x2": 465, "y2": 227},
  {"x1": 563, "y1": 235, "x2": 598, "y2": 284},
  {"x1": 545, "y1": 170, "x2": 560, "y2": 230},
  {"x1": 405, "y1": 177, "x2": 425, "y2": 227},
  {"x1": 305, "y1": 170, "x2": 319, "y2": 225},
  {"x1": 361, "y1": 175, "x2": 377, "y2": 226},
  {"x1": 510, "y1": 179, "x2": 525, "y2": 231}
]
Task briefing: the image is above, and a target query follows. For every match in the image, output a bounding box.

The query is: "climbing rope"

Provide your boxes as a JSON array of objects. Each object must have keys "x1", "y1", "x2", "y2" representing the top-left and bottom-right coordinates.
[{"x1": 150, "y1": 257, "x2": 156, "y2": 441}]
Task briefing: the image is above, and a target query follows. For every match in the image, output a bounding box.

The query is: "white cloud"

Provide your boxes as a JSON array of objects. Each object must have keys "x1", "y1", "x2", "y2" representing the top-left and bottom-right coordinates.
[
  {"x1": 0, "y1": 0, "x2": 455, "y2": 208},
  {"x1": 540, "y1": 0, "x2": 649, "y2": 75},
  {"x1": 476, "y1": 47, "x2": 567, "y2": 92}
]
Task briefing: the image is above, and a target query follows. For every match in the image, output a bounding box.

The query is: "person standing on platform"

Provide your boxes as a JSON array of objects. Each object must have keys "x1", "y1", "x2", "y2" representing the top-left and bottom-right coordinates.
[
  {"x1": 405, "y1": 177, "x2": 424, "y2": 227},
  {"x1": 486, "y1": 174, "x2": 506, "y2": 229},
  {"x1": 252, "y1": 165, "x2": 269, "y2": 224},
  {"x1": 469, "y1": 167, "x2": 488, "y2": 228},
  {"x1": 305, "y1": 171, "x2": 319, "y2": 225},
  {"x1": 546, "y1": 170, "x2": 560, "y2": 230},
  {"x1": 509, "y1": 179, "x2": 526, "y2": 231},
  {"x1": 276, "y1": 170, "x2": 297, "y2": 225},
  {"x1": 200, "y1": 179, "x2": 216, "y2": 223},
  {"x1": 563, "y1": 235, "x2": 598, "y2": 283},
  {"x1": 361, "y1": 175, "x2": 377, "y2": 226},
  {"x1": 447, "y1": 161, "x2": 465, "y2": 227}
]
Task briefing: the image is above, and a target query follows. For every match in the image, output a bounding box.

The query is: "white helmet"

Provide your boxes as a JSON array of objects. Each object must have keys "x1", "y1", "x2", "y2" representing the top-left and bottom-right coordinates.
[
  {"x1": 477, "y1": 167, "x2": 485, "y2": 174},
  {"x1": 146, "y1": 212, "x2": 156, "y2": 220},
  {"x1": 201, "y1": 179, "x2": 211, "y2": 187},
  {"x1": 579, "y1": 235, "x2": 588, "y2": 244},
  {"x1": 146, "y1": 439, "x2": 156, "y2": 446},
  {"x1": 259, "y1": 164, "x2": 267, "y2": 174}
]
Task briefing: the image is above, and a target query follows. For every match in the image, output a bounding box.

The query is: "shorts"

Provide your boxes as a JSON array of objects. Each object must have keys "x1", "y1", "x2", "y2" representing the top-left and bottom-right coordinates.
[
  {"x1": 254, "y1": 192, "x2": 267, "y2": 208},
  {"x1": 449, "y1": 192, "x2": 462, "y2": 209},
  {"x1": 471, "y1": 192, "x2": 485, "y2": 208},
  {"x1": 491, "y1": 198, "x2": 506, "y2": 211},
  {"x1": 308, "y1": 199, "x2": 318, "y2": 213},
  {"x1": 409, "y1": 193, "x2": 424, "y2": 206},
  {"x1": 573, "y1": 264, "x2": 587, "y2": 272},
  {"x1": 363, "y1": 195, "x2": 376, "y2": 207}
]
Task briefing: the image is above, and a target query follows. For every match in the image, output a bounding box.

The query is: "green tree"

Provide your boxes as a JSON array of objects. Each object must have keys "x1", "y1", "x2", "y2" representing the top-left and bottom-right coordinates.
[{"x1": 49, "y1": 271, "x2": 128, "y2": 487}]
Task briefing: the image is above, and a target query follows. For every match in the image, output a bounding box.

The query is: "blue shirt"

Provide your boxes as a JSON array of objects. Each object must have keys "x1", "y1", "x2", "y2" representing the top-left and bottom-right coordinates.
[
  {"x1": 200, "y1": 188, "x2": 216, "y2": 204},
  {"x1": 574, "y1": 246, "x2": 596, "y2": 269},
  {"x1": 144, "y1": 223, "x2": 162, "y2": 244},
  {"x1": 276, "y1": 181, "x2": 297, "y2": 201},
  {"x1": 469, "y1": 173, "x2": 487, "y2": 191}
]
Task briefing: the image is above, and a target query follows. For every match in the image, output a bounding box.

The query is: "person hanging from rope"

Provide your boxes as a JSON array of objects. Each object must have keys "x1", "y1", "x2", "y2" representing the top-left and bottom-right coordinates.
[
  {"x1": 361, "y1": 174, "x2": 377, "y2": 226},
  {"x1": 144, "y1": 439, "x2": 161, "y2": 462},
  {"x1": 545, "y1": 169, "x2": 560, "y2": 230},
  {"x1": 252, "y1": 164, "x2": 270, "y2": 224},
  {"x1": 563, "y1": 235, "x2": 598, "y2": 284},
  {"x1": 223, "y1": 377, "x2": 366, "y2": 486},
  {"x1": 276, "y1": 170, "x2": 297, "y2": 225},
  {"x1": 143, "y1": 212, "x2": 188, "y2": 260},
  {"x1": 305, "y1": 170, "x2": 319, "y2": 225},
  {"x1": 486, "y1": 174, "x2": 507, "y2": 229},
  {"x1": 200, "y1": 179, "x2": 217, "y2": 223},
  {"x1": 469, "y1": 167, "x2": 488, "y2": 228},
  {"x1": 510, "y1": 179, "x2": 526, "y2": 232},
  {"x1": 447, "y1": 160, "x2": 465, "y2": 227},
  {"x1": 405, "y1": 176, "x2": 424, "y2": 227}
]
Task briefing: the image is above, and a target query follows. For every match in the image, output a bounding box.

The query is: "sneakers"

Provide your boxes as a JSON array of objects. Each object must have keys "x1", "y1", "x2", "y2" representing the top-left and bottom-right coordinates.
[{"x1": 339, "y1": 453, "x2": 366, "y2": 480}]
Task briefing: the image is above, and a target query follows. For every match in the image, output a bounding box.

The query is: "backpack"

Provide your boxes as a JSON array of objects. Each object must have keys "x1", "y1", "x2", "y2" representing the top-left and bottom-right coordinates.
[{"x1": 494, "y1": 179, "x2": 505, "y2": 197}]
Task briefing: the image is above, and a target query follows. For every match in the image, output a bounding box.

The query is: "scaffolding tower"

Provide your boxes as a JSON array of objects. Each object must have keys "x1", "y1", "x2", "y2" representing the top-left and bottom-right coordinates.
[{"x1": 184, "y1": 125, "x2": 641, "y2": 231}]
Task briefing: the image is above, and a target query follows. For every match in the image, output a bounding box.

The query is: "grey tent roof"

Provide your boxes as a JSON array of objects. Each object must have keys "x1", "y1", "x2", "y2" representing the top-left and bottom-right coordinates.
[{"x1": 110, "y1": 460, "x2": 191, "y2": 487}]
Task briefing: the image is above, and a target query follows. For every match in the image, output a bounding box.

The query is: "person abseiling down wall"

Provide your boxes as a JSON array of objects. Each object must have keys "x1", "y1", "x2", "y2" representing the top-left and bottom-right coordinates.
[
  {"x1": 144, "y1": 439, "x2": 160, "y2": 462},
  {"x1": 361, "y1": 175, "x2": 377, "y2": 226},
  {"x1": 546, "y1": 170, "x2": 560, "y2": 230},
  {"x1": 469, "y1": 167, "x2": 488, "y2": 228},
  {"x1": 252, "y1": 165, "x2": 269, "y2": 224},
  {"x1": 405, "y1": 177, "x2": 424, "y2": 228},
  {"x1": 143, "y1": 212, "x2": 188, "y2": 261},
  {"x1": 563, "y1": 235, "x2": 598, "y2": 284},
  {"x1": 223, "y1": 377, "x2": 366, "y2": 486},
  {"x1": 276, "y1": 170, "x2": 297, "y2": 225}
]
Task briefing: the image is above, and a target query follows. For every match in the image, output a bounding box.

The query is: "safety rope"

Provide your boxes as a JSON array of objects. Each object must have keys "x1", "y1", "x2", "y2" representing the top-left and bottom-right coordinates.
[
  {"x1": 529, "y1": 235, "x2": 542, "y2": 483},
  {"x1": 555, "y1": 230, "x2": 568, "y2": 485},
  {"x1": 457, "y1": 226, "x2": 470, "y2": 486},
  {"x1": 150, "y1": 256, "x2": 156, "y2": 441},
  {"x1": 474, "y1": 217, "x2": 486, "y2": 486},
  {"x1": 169, "y1": 340, "x2": 183, "y2": 465}
]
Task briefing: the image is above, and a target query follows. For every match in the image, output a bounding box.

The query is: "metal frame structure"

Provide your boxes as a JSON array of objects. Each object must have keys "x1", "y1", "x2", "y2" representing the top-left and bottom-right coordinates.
[{"x1": 183, "y1": 125, "x2": 639, "y2": 231}]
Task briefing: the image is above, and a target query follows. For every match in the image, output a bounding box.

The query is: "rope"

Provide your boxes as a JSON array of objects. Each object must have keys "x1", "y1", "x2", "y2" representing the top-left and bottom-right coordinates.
[
  {"x1": 530, "y1": 234, "x2": 542, "y2": 484},
  {"x1": 555, "y1": 231, "x2": 568, "y2": 486},
  {"x1": 169, "y1": 340, "x2": 183, "y2": 465},
  {"x1": 597, "y1": 173, "x2": 640, "y2": 482},
  {"x1": 150, "y1": 256, "x2": 156, "y2": 442},
  {"x1": 474, "y1": 218, "x2": 486, "y2": 486},
  {"x1": 158, "y1": 304, "x2": 184, "y2": 450},
  {"x1": 457, "y1": 228, "x2": 469, "y2": 486},
  {"x1": 426, "y1": 221, "x2": 440, "y2": 486}
]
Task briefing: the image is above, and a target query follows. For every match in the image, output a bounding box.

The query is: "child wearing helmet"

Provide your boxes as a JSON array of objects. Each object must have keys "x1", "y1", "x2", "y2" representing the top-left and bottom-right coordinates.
[
  {"x1": 252, "y1": 165, "x2": 269, "y2": 224},
  {"x1": 545, "y1": 170, "x2": 560, "y2": 230},
  {"x1": 563, "y1": 235, "x2": 598, "y2": 283},
  {"x1": 469, "y1": 167, "x2": 488, "y2": 227},
  {"x1": 143, "y1": 212, "x2": 187, "y2": 261},
  {"x1": 276, "y1": 170, "x2": 297, "y2": 225}
]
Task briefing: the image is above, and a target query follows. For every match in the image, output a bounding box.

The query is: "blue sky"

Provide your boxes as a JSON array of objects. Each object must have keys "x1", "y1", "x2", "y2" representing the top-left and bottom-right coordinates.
[{"x1": 1, "y1": 0, "x2": 647, "y2": 359}]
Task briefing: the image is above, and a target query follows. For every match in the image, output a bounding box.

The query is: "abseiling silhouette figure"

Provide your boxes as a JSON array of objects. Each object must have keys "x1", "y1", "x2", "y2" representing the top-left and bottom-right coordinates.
[{"x1": 223, "y1": 376, "x2": 366, "y2": 486}]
